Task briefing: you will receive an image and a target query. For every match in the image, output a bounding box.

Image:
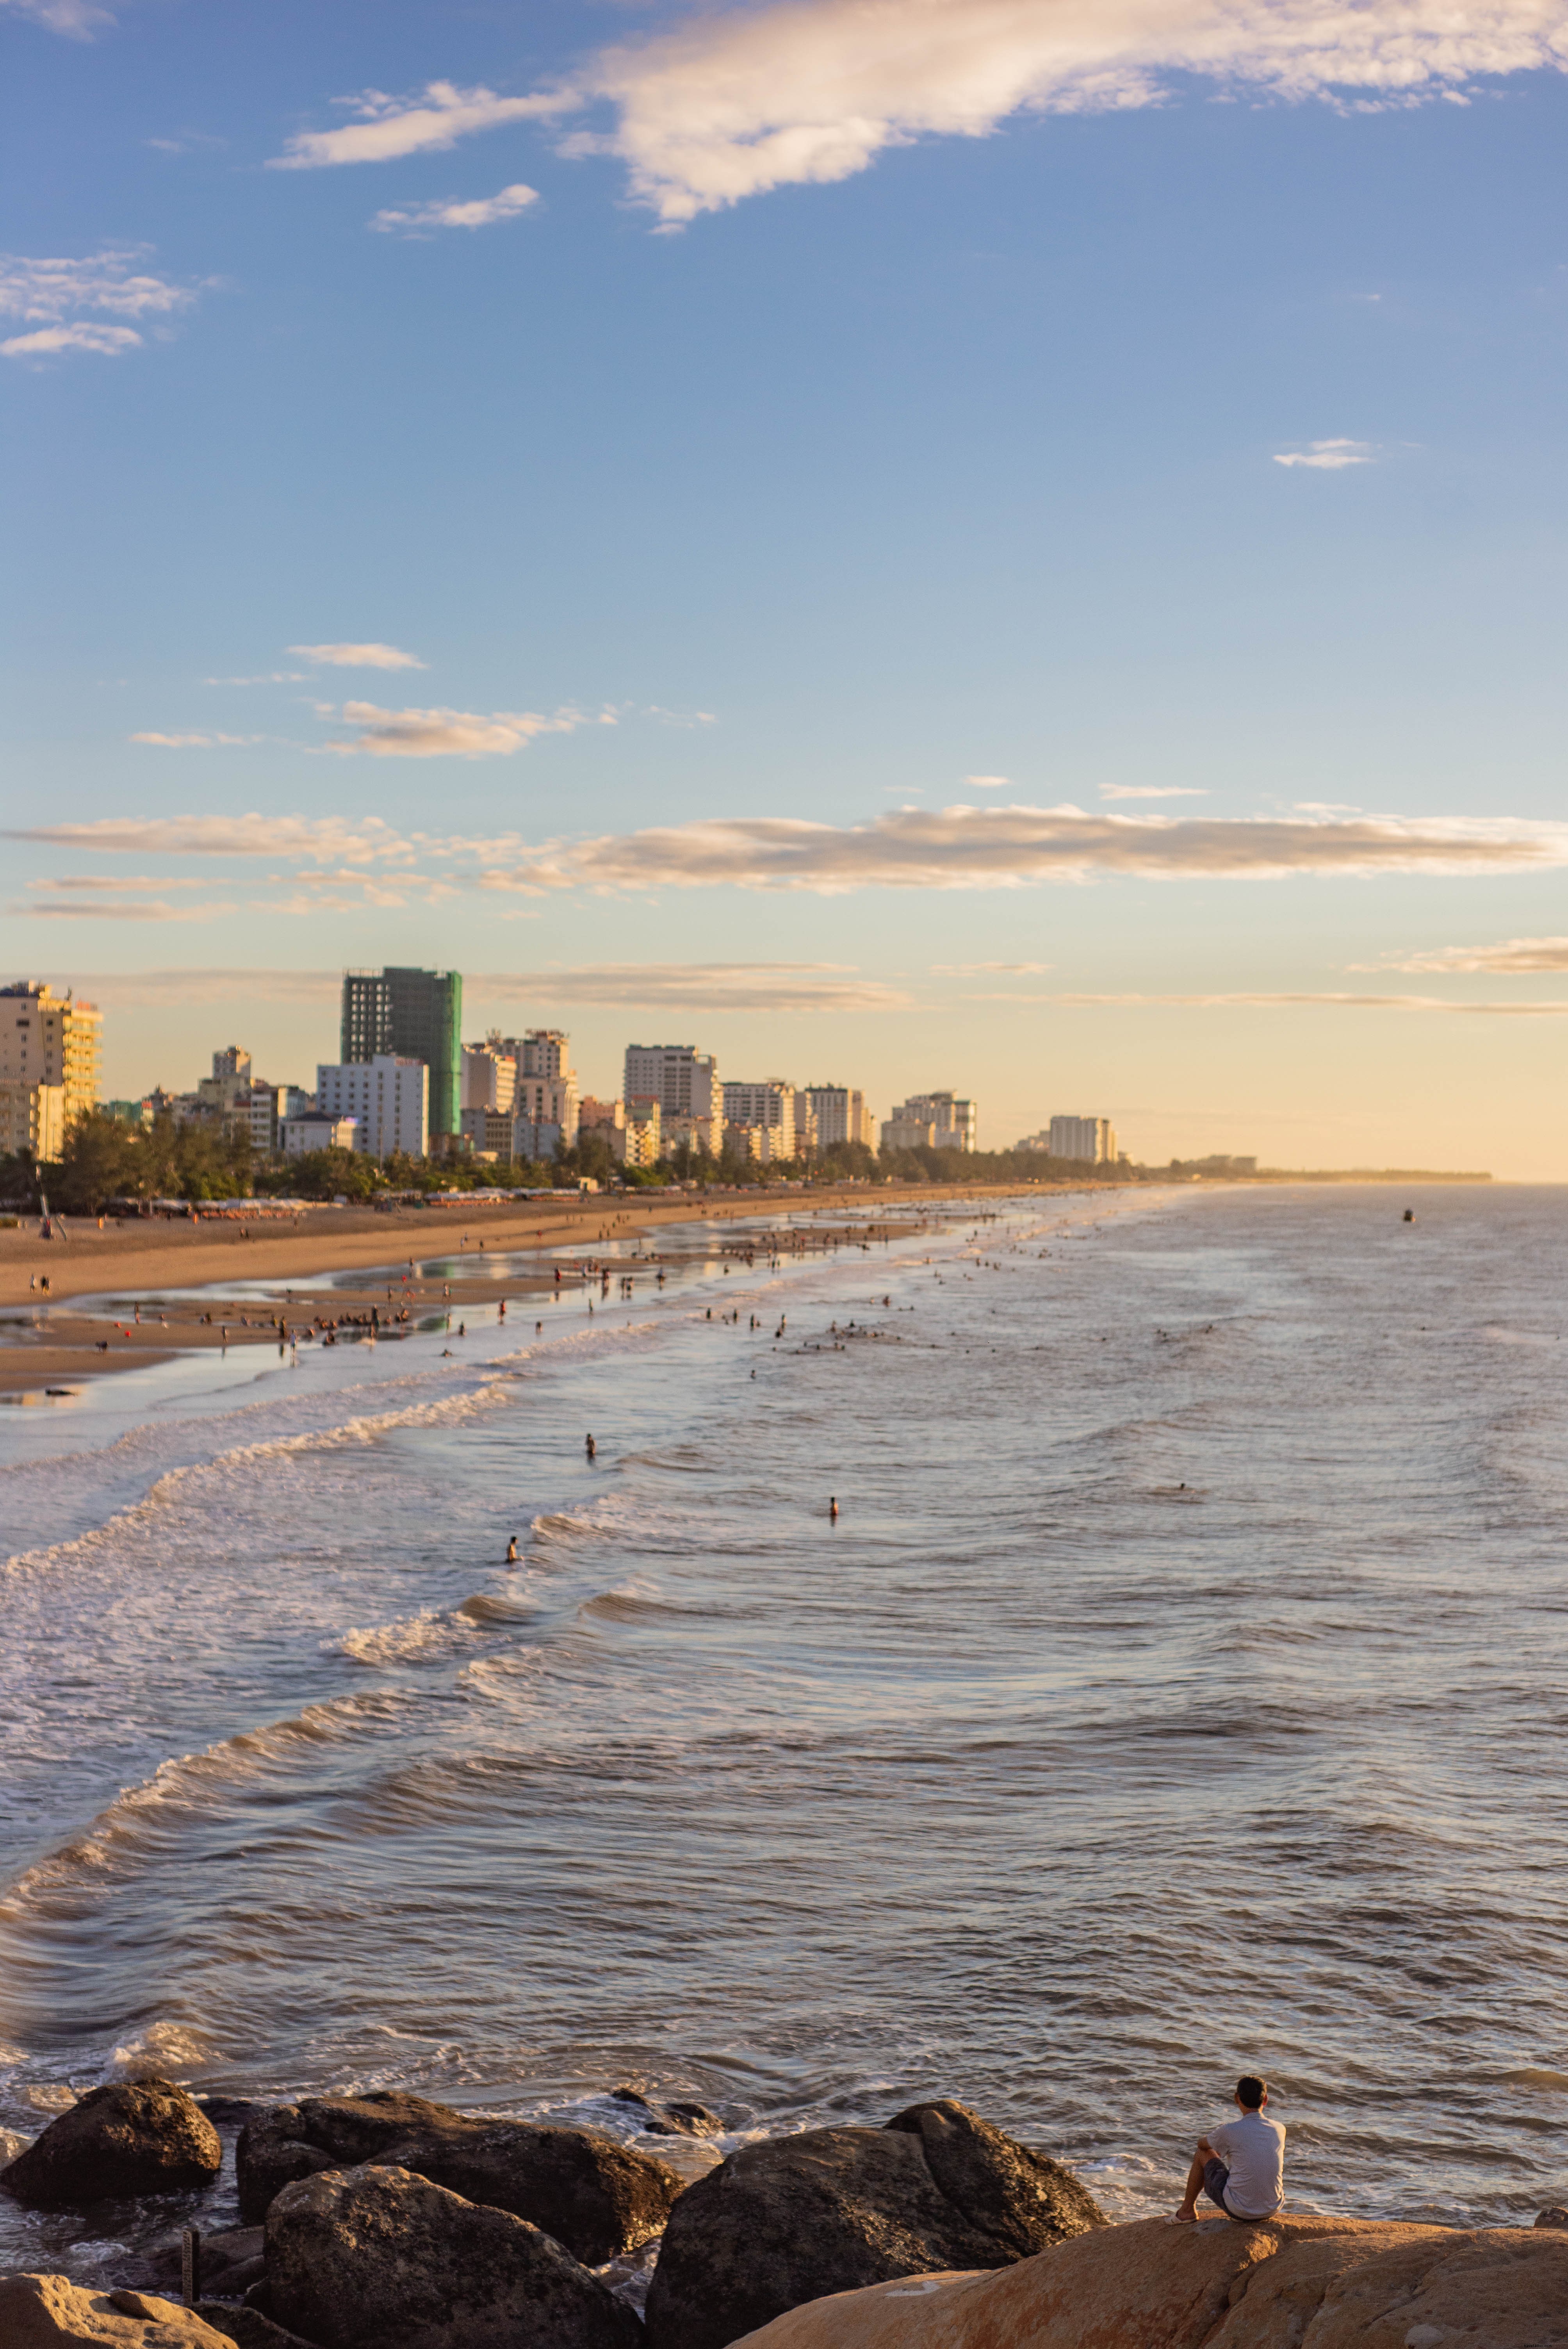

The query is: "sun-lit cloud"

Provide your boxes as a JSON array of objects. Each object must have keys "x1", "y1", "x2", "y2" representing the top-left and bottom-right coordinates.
[
  {"x1": 1273, "y1": 438, "x2": 1375, "y2": 470},
  {"x1": 371, "y1": 184, "x2": 540, "y2": 234},
  {"x1": 0, "y1": 248, "x2": 201, "y2": 359},
  {"x1": 12, "y1": 900, "x2": 237, "y2": 922},
  {"x1": 326, "y1": 701, "x2": 609, "y2": 756},
  {"x1": 130, "y1": 731, "x2": 262, "y2": 749},
  {"x1": 1100, "y1": 784, "x2": 1210, "y2": 800},
  {"x1": 4, "y1": 814, "x2": 417, "y2": 862},
  {"x1": 932, "y1": 961, "x2": 1052, "y2": 975},
  {"x1": 288, "y1": 642, "x2": 426, "y2": 670},
  {"x1": 486, "y1": 804, "x2": 1568, "y2": 894},
  {"x1": 27, "y1": 875, "x2": 212, "y2": 891},
  {"x1": 964, "y1": 774, "x2": 1012, "y2": 790},
  {"x1": 580, "y1": 0, "x2": 1568, "y2": 224},
  {"x1": 472, "y1": 963, "x2": 909, "y2": 1011},
  {"x1": 1360, "y1": 936, "x2": 1568, "y2": 973},
  {"x1": 269, "y1": 82, "x2": 573, "y2": 170},
  {"x1": 1035, "y1": 991, "x2": 1568, "y2": 1013}
]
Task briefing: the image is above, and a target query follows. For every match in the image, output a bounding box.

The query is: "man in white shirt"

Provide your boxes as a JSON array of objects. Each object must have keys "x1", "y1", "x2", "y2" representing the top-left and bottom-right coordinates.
[{"x1": 1174, "y1": 2075, "x2": 1285, "y2": 2224}]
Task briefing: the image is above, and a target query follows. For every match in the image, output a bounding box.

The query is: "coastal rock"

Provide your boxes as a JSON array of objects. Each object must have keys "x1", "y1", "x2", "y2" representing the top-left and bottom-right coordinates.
[
  {"x1": 724, "y1": 2211, "x2": 1568, "y2": 2349},
  {"x1": 236, "y1": 2091, "x2": 680, "y2": 2259},
  {"x1": 641, "y1": 2098, "x2": 1105, "y2": 2349},
  {"x1": 1, "y1": 2080, "x2": 223, "y2": 2210},
  {"x1": 193, "y1": 2305, "x2": 319, "y2": 2349},
  {"x1": 0, "y1": 2271, "x2": 234, "y2": 2345},
  {"x1": 609, "y1": 2087, "x2": 724, "y2": 2138},
  {"x1": 264, "y1": 2160, "x2": 645, "y2": 2349},
  {"x1": 148, "y1": 2228, "x2": 265, "y2": 2303},
  {"x1": 1536, "y1": 2205, "x2": 1568, "y2": 2228}
]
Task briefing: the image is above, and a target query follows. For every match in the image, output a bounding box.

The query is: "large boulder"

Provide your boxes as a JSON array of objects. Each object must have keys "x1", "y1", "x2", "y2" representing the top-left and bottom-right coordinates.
[
  {"x1": 263, "y1": 2161, "x2": 644, "y2": 2349},
  {"x1": 0, "y1": 2272, "x2": 234, "y2": 2345},
  {"x1": 642, "y1": 2098, "x2": 1104, "y2": 2349},
  {"x1": 1, "y1": 2080, "x2": 222, "y2": 2210},
  {"x1": 236, "y1": 2090, "x2": 679, "y2": 2260},
  {"x1": 193, "y1": 2308, "x2": 318, "y2": 2349},
  {"x1": 725, "y1": 2211, "x2": 1568, "y2": 2348}
]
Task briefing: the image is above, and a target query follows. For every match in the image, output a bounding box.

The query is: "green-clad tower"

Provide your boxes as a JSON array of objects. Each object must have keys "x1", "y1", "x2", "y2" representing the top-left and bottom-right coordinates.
[{"x1": 340, "y1": 966, "x2": 463, "y2": 1147}]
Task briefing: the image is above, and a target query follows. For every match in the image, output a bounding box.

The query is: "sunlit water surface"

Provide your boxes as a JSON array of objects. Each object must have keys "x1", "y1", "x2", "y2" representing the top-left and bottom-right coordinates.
[{"x1": 2, "y1": 1184, "x2": 1565, "y2": 2286}]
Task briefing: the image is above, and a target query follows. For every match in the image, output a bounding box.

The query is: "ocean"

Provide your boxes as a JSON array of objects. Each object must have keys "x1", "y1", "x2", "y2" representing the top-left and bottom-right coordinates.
[{"x1": 1, "y1": 1182, "x2": 1565, "y2": 2290}]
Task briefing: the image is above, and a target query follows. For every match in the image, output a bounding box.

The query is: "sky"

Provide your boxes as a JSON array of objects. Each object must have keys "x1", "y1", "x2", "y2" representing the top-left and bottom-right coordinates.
[{"x1": 5, "y1": 0, "x2": 1568, "y2": 1175}]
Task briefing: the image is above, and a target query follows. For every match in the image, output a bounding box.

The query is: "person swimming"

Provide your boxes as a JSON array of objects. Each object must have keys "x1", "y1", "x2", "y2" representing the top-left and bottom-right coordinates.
[
  {"x1": 505, "y1": 1536, "x2": 519, "y2": 1563},
  {"x1": 829, "y1": 1496, "x2": 839, "y2": 1521},
  {"x1": 585, "y1": 1433, "x2": 597, "y2": 1460}
]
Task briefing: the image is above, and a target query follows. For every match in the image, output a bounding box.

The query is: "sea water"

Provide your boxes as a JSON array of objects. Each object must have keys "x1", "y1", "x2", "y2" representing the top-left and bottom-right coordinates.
[{"x1": 1, "y1": 1183, "x2": 1566, "y2": 2288}]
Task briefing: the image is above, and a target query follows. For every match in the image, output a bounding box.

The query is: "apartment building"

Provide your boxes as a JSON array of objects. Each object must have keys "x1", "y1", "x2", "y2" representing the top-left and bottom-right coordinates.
[
  {"x1": 802, "y1": 1085, "x2": 875, "y2": 1152},
  {"x1": 883, "y1": 1091, "x2": 977, "y2": 1152},
  {"x1": 341, "y1": 967, "x2": 462, "y2": 1142},
  {"x1": 624, "y1": 1044, "x2": 721, "y2": 1153},
  {"x1": 282, "y1": 1111, "x2": 359, "y2": 1156},
  {"x1": 722, "y1": 1080, "x2": 798, "y2": 1161},
  {"x1": 0, "y1": 980, "x2": 102, "y2": 1160},
  {"x1": 1048, "y1": 1114, "x2": 1117, "y2": 1164},
  {"x1": 461, "y1": 1041, "x2": 517, "y2": 1116},
  {"x1": 618, "y1": 1097, "x2": 661, "y2": 1168},
  {"x1": 316, "y1": 1057, "x2": 429, "y2": 1158}
]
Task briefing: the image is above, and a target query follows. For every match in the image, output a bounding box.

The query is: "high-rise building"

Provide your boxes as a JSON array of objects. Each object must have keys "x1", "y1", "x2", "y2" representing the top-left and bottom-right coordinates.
[
  {"x1": 1048, "y1": 1114, "x2": 1117, "y2": 1164},
  {"x1": 462, "y1": 1042, "x2": 517, "y2": 1116},
  {"x1": 722, "y1": 1080, "x2": 798, "y2": 1160},
  {"x1": 886, "y1": 1091, "x2": 976, "y2": 1151},
  {"x1": 880, "y1": 1112, "x2": 937, "y2": 1153},
  {"x1": 624, "y1": 1044, "x2": 720, "y2": 1153},
  {"x1": 317, "y1": 1057, "x2": 429, "y2": 1159},
  {"x1": 802, "y1": 1085, "x2": 875, "y2": 1152},
  {"x1": 0, "y1": 981, "x2": 102, "y2": 1159},
  {"x1": 341, "y1": 968, "x2": 462, "y2": 1142}
]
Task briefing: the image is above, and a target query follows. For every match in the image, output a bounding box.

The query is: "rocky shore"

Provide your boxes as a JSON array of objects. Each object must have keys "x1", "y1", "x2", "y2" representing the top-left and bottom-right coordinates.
[{"x1": 2, "y1": 2076, "x2": 1564, "y2": 2348}]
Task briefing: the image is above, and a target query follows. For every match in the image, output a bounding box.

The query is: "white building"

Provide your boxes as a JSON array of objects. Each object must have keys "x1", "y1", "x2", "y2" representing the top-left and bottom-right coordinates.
[
  {"x1": 316, "y1": 1057, "x2": 429, "y2": 1158},
  {"x1": 1048, "y1": 1114, "x2": 1117, "y2": 1164},
  {"x1": 616, "y1": 1098, "x2": 661, "y2": 1168},
  {"x1": 624, "y1": 1044, "x2": 721, "y2": 1155},
  {"x1": 803, "y1": 1085, "x2": 875, "y2": 1153},
  {"x1": 880, "y1": 1114, "x2": 937, "y2": 1153},
  {"x1": 722, "y1": 1080, "x2": 798, "y2": 1160},
  {"x1": 462, "y1": 1042, "x2": 517, "y2": 1116},
  {"x1": 886, "y1": 1092, "x2": 976, "y2": 1151},
  {"x1": 0, "y1": 980, "x2": 101, "y2": 1160},
  {"x1": 282, "y1": 1111, "x2": 359, "y2": 1156}
]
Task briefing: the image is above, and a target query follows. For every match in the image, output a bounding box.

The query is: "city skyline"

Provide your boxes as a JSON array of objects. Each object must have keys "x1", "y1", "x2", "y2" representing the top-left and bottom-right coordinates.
[{"x1": 9, "y1": 1, "x2": 1568, "y2": 1174}]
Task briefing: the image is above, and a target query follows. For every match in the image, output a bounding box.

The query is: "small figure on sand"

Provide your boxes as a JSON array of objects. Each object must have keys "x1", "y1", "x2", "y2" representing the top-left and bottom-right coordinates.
[
  {"x1": 506, "y1": 1536, "x2": 519, "y2": 1564},
  {"x1": 585, "y1": 1433, "x2": 597, "y2": 1461},
  {"x1": 1174, "y1": 2075, "x2": 1284, "y2": 2224}
]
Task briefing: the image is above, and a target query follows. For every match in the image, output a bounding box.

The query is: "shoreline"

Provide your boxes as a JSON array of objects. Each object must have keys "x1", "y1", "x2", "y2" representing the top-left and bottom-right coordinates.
[{"x1": 0, "y1": 1180, "x2": 1057, "y2": 1399}]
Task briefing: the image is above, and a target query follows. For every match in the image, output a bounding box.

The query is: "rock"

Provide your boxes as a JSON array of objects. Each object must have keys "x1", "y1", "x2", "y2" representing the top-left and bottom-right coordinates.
[
  {"x1": 723, "y1": 2211, "x2": 1568, "y2": 2349},
  {"x1": 1537, "y1": 2205, "x2": 1568, "y2": 2228},
  {"x1": 236, "y1": 2091, "x2": 680, "y2": 2260},
  {"x1": 0, "y1": 2271, "x2": 235, "y2": 2345},
  {"x1": 147, "y1": 2228, "x2": 265, "y2": 2303},
  {"x1": 641, "y1": 2098, "x2": 1105, "y2": 2349},
  {"x1": 194, "y1": 2101, "x2": 261, "y2": 2129},
  {"x1": 193, "y1": 2306, "x2": 318, "y2": 2349},
  {"x1": 264, "y1": 2161, "x2": 645, "y2": 2349},
  {"x1": 610, "y1": 2087, "x2": 724, "y2": 2138},
  {"x1": 1, "y1": 2080, "x2": 223, "y2": 2210}
]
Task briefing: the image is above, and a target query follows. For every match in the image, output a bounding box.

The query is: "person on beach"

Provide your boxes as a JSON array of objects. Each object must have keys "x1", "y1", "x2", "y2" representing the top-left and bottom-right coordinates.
[
  {"x1": 1174, "y1": 2076, "x2": 1284, "y2": 2224},
  {"x1": 585, "y1": 1433, "x2": 597, "y2": 1461},
  {"x1": 505, "y1": 1536, "x2": 519, "y2": 1563}
]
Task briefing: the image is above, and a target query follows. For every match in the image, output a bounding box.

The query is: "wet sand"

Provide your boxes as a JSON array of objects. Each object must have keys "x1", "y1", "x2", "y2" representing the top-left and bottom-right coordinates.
[{"x1": 0, "y1": 1180, "x2": 1048, "y2": 1395}]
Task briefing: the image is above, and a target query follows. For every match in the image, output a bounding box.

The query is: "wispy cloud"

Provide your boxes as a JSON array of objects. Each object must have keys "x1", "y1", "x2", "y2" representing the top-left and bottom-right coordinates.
[
  {"x1": 130, "y1": 730, "x2": 262, "y2": 749},
  {"x1": 3, "y1": 0, "x2": 112, "y2": 40},
  {"x1": 5, "y1": 814, "x2": 416, "y2": 861},
  {"x1": 932, "y1": 960, "x2": 1052, "y2": 975},
  {"x1": 205, "y1": 672, "x2": 306, "y2": 686},
  {"x1": 1034, "y1": 991, "x2": 1568, "y2": 1014},
  {"x1": 27, "y1": 875, "x2": 212, "y2": 891},
  {"x1": 490, "y1": 804, "x2": 1568, "y2": 894},
  {"x1": 472, "y1": 963, "x2": 909, "y2": 1011},
  {"x1": 0, "y1": 248, "x2": 200, "y2": 359},
  {"x1": 371, "y1": 184, "x2": 540, "y2": 234},
  {"x1": 325, "y1": 701, "x2": 609, "y2": 757},
  {"x1": 12, "y1": 900, "x2": 236, "y2": 922},
  {"x1": 1361, "y1": 936, "x2": 1568, "y2": 974},
  {"x1": 269, "y1": 83, "x2": 572, "y2": 171},
  {"x1": 1100, "y1": 784, "x2": 1210, "y2": 800},
  {"x1": 1273, "y1": 438, "x2": 1375, "y2": 470},
  {"x1": 289, "y1": 641, "x2": 426, "y2": 670},
  {"x1": 964, "y1": 774, "x2": 1012, "y2": 790}
]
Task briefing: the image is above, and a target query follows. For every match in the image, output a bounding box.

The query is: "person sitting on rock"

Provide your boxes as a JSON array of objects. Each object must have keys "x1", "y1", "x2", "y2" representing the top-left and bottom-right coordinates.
[{"x1": 1174, "y1": 2074, "x2": 1284, "y2": 2224}]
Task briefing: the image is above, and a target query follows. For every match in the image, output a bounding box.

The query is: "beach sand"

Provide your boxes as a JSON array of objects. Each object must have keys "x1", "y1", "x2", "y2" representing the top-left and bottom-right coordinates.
[{"x1": 0, "y1": 1181, "x2": 1025, "y2": 1396}]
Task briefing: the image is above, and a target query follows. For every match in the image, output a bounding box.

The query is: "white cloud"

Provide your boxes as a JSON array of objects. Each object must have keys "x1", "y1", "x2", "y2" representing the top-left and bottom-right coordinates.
[
  {"x1": 932, "y1": 960, "x2": 1052, "y2": 975},
  {"x1": 28, "y1": 875, "x2": 212, "y2": 891},
  {"x1": 0, "y1": 249, "x2": 199, "y2": 360},
  {"x1": 326, "y1": 701, "x2": 608, "y2": 757},
  {"x1": 1361, "y1": 936, "x2": 1568, "y2": 973},
  {"x1": 488, "y1": 804, "x2": 1568, "y2": 894},
  {"x1": 371, "y1": 183, "x2": 540, "y2": 234},
  {"x1": 964, "y1": 774, "x2": 1012, "y2": 790},
  {"x1": 13, "y1": 899, "x2": 236, "y2": 922},
  {"x1": 3, "y1": 0, "x2": 110, "y2": 33},
  {"x1": 472, "y1": 962, "x2": 909, "y2": 1011},
  {"x1": 289, "y1": 642, "x2": 426, "y2": 670},
  {"x1": 1274, "y1": 438, "x2": 1375, "y2": 469},
  {"x1": 577, "y1": 0, "x2": 1568, "y2": 223},
  {"x1": 5, "y1": 814, "x2": 415, "y2": 861},
  {"x1": 130, "y1": 731, "x2": 261, "y2": 748},
  {"x1": 205, "y1": 672, "x2": 306, "y2": 686},
  {"x1": 1100, "y1": 783, "x2": 1209, "y2": 799},
  {"x1": 269, "y1": 83, "x2": 572, "y2": 171}
]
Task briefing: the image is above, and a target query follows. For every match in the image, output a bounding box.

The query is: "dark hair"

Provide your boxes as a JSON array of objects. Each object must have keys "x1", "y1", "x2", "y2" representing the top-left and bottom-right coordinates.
[{"x1": 1236, "y1": 2076, "x2": 1267, "y2": 2110}]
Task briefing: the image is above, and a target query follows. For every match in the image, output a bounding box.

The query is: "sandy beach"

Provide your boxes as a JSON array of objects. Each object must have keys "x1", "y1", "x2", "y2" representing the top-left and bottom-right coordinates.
[{"x1": 0, "y1": 1179, "x2": 1042, "y2": 1395}]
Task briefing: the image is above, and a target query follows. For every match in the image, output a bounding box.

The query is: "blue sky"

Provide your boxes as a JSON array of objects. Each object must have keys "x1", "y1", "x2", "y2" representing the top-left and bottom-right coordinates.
[{"x1": 6, "y1": 0, "x2": 1568, "y2": 1173}]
